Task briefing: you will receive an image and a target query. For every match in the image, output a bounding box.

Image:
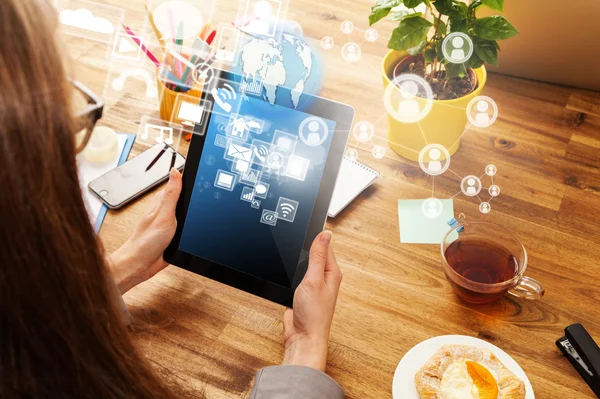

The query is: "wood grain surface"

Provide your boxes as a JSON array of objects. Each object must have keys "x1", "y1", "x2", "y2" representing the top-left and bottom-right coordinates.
[{"x1": 65, "y1": 0, "x2": 600, "y2": 397}]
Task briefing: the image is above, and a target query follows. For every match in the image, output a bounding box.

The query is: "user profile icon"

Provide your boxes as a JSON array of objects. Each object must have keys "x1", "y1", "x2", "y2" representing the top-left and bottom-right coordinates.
[
  {"x1": 299, "y1": 116, "x2": 328, "y2": 146},
  {"x1": 365, "y1": 28, "x2": 378, "y2": 42},
  {"x1": 353, "y1": 121, "x2": 374, "y2": 143},
  {"x1": 418, "y1": 144, "x2": 451, "y2": 176},
  {"x1": 489, "y1": 185, "x2": 501, "y2": 197},
  {"x1": 467, "y1": 96, "x2": 498, "y2": 128},
  {"x1": 321, "y1": 36, "x2": 334, "y2": 50},
  {"x1": 461, "y1": 175, "x2": 482, "y2": 197},
  {"x1": 479, "y1": 202, "x2": 492, "y2": 214},
  {"x1": 442, "y1": 32, "x2": 473, "y2": 64},
  {"x1": 346, "y1": 148, "x2": 359, "y2": 161},
  {"x1": 385, "y1": 74, "x2": 433, "y2": 123},
  {"x1": 485, "y1": 164, "x2": 497, "y2": 176},
  {"x1": 372, "y1": 145, "x2": 386, "y2": 159},
  {"x1": 341, "y1": 20, "x2": 354, "y2": 34},
  {"x1": 422, "y1": 197, "x2": 443, "y2": 219},
  {"x1": 341, "y1": 42, "x2": 361, "y2": 63}
]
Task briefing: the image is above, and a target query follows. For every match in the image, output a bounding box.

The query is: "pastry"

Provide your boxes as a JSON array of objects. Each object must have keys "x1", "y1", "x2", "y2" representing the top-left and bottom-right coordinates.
[{"x1": 415, "y1": 344, "x2": 526, "y2": 399}]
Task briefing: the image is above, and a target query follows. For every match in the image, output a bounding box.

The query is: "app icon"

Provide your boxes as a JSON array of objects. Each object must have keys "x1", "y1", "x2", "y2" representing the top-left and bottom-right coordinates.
[
  {"x1": 241, "y1": 186, "x2": 255, "y2": 202},
  {"x1": 285, "y1": 155, "x2": 310, "y2": 181},
  {"x1": 254, "y1": 181, "x2": 270, "y2": 199},
  {"x1": 260, "y1": 209, "x2": 278, "y2": 226},
  {"x1": 276, "y1": 197, "x2": 299, "y2": 223},
  {"x1": 214, "y1": 170, "x2": 236, "y2": 191}
]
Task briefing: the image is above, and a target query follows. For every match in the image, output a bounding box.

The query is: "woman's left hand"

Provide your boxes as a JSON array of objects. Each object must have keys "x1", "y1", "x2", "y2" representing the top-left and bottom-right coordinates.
[{"x1": 108, "y1": 168, "x2": 182, "y2": 294}]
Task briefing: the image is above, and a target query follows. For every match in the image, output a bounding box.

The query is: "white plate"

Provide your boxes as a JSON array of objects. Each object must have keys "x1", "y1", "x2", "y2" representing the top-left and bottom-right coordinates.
[{"x1": 392, "y1": 335, "x2": 535, "y2": 399}]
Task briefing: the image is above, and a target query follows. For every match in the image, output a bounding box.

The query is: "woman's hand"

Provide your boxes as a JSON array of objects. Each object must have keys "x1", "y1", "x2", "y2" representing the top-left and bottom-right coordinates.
[
  {"x1": 108, "y1": 168, "x2": 182, "y2": 294},
  {"x1": 282, "y1": 231, "x2": 343, "y2": 372}
]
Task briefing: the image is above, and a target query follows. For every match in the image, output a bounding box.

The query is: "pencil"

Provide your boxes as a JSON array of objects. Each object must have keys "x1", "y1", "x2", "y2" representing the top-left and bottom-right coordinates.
[
  {"x1": 145, "y1": 143, "x2": 169, "y2": 172},
  {"x1": 206, "y1": 30, "x2": 216, "y2": 45}
]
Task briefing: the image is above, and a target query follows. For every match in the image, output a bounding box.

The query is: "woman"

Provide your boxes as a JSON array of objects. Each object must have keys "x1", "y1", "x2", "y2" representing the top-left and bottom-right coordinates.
[{"x1": 0, "y1": 1, "x2": 344, "y2": 398}]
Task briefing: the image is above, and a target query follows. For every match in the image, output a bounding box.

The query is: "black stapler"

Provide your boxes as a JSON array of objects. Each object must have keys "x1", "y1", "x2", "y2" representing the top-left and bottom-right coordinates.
[{"x1": 556, "y1": 324, "x2": 600, "y2": 398}]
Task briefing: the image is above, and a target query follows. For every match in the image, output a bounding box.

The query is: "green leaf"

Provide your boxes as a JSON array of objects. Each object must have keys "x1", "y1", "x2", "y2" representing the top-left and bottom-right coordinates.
[
  {"x1": 408, "y1": 40, "x2": 427, "y2": 55},
  {"x1": 448, "y1": 13, "x2": 468, "y2": 33},
  {"x1": 388, "y1": 15, "x2": 432, "y2": 51},
  {"x1": 482, "y1": 0, "x2": 504, "y2": 11},
  {"x1": 432, "y1": 0, "x2": 455, "y2": 15},
  {"x1": 369, "y1": 0, "x2": 402, "y2": 25},
  {"x1": 473, "y1": 38, "x2": 498, "y2": 66},
  {"x1": 433, "y1": 16, "x2": 447, "y2": 35},
  {"x1": 423, "y1": 47, "x2": 437, "y2": 62},
  {"x1": 445, "y1": 62, "x2": 465, "y2": 79},
  {"x1": 404, "y1": 0, "x2": 424, "y2": 7},
  {"x1": 473, "y1": 16, "x2": 518, "y2": 40},
  {"x1": 467, "y1": 52, "x2": 485, "y2": 69}
]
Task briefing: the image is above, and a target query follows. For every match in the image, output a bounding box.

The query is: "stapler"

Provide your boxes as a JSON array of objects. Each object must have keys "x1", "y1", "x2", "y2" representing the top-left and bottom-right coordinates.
[{"x1": 556, "y1": 324, "x2": 600, "y2": 398}]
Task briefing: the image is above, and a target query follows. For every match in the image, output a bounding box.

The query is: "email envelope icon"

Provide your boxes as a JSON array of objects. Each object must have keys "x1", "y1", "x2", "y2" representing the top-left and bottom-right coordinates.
[{"x1": 227, "y1": 142, "x2": 253, "y2": 162}]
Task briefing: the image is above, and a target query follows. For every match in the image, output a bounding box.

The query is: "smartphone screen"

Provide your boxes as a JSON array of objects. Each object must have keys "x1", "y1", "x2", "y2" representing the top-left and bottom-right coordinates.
[{"x1": 89, "y1": 144, "x2": 186, "y2": 209}]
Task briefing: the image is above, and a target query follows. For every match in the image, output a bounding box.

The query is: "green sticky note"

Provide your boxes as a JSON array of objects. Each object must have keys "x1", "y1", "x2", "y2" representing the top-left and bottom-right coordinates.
[{"x1": 398, "y1": 199, "x2": 455, "y2": 244}]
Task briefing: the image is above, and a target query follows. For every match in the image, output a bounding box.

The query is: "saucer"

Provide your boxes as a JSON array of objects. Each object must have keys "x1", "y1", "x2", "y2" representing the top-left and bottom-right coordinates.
[{"x1": 392, "y1": 335, "x2": 535, "y2": 399}]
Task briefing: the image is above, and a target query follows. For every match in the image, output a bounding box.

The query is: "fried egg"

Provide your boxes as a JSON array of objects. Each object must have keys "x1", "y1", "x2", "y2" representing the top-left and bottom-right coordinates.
[{"x1": 439, "y1": 359, "x2": 499, "y2": 399}]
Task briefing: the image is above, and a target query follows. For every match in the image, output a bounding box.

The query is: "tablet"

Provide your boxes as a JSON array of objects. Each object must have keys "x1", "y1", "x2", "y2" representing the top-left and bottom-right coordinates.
[{"x1": 165, "y1": 70, "x2": 354, "y2": 307}]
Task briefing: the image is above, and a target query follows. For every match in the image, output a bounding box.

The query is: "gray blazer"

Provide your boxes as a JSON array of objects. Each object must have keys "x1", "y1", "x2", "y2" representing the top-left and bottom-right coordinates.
[{"x1": 249, "y1": 366, "x2": 344, "y2": 399}]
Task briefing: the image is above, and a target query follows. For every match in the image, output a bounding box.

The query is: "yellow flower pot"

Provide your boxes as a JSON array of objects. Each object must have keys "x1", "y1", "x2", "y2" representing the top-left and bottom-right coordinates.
[{"x1": 381, "y1": 50, "x2": 487, "y2": 161}]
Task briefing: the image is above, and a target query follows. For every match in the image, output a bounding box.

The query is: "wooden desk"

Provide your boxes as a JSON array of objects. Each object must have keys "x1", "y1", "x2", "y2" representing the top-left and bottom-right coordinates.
[{"x1": 68, "y1": 1, "x2": 600, "y2": 397}]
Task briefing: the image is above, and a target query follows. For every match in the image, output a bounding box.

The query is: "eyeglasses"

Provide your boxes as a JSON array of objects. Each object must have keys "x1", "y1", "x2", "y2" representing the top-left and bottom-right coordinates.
[{"x1": 71, "y1": 79, "x2": 104, "y2": 153}]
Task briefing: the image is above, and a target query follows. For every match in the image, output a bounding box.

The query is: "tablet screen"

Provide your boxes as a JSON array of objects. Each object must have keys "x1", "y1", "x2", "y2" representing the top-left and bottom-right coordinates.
[{"x1": 178, "y1": 97, "x2": 336, "y2": 288}]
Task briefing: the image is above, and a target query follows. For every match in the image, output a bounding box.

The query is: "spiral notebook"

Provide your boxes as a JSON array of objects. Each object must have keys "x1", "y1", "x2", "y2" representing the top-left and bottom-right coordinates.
[{"x1": 328, "y1": 156, "x2": 380, "y2": 217}]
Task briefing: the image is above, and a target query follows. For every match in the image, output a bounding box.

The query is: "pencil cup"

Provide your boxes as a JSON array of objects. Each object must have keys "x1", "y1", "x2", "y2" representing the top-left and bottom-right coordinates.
[{"x1": 157, "y1": 76, "x2": 203, "y2": 123}]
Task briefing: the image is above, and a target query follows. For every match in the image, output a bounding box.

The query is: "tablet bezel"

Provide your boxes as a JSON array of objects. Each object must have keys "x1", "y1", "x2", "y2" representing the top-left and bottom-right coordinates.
[{"x1": 164, "y1": 69, "x2": 354, "y2": 307}]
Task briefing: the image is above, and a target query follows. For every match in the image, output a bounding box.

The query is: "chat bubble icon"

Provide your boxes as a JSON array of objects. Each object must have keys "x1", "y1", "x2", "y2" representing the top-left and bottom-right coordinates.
[{"x1": 153, "y1": 0, "x2": 204, "y2": 40}]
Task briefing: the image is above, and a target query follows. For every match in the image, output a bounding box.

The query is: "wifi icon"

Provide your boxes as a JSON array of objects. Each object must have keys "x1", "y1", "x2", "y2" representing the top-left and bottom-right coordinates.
[
  {"x1": 211, "y1": 83, "x2": 237, "y2": 113},
  {"x1": 276, "y1": 197, "x2": 299, "y2": 223}
]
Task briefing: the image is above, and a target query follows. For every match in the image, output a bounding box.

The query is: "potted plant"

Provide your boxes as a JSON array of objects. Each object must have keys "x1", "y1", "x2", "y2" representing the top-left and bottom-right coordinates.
[{"x1": 370, "y1": 0, "x2": 518, "y2": 161}]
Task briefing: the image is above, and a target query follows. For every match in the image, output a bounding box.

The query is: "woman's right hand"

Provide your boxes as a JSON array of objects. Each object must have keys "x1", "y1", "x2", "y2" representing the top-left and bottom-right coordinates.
[{"x1": 282, "y1": 231, "x2": 342, "y2": 372}]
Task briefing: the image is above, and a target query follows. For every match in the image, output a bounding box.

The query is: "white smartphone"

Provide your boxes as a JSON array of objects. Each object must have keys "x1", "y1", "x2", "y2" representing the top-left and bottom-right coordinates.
[{"x1": 89, "y1": 143, "x2": 186, "y2": 209}]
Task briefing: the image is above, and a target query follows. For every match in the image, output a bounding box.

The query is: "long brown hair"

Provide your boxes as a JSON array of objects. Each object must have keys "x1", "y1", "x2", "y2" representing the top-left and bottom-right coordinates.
[{"x1": 0, "y1": 1, "x2": 177, "y2": 397}]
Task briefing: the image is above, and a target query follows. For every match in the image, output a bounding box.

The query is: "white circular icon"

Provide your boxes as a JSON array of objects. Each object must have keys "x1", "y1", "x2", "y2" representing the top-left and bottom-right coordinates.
[
  {"x1": 193, "y1": 62, "x2": 215, "y2": 86},
  {"x1": 372, "y1": 145, "x2": 386, "y2": 159},
  {"x1": 346, "y1": 148, "x2": 359, "y2": 161},
  {"x1": 467, "y1": 96, "x2": 498, "y2": 128},
  {"x1": 461, "y1": 175, "x2": 482, "y2": 197},
  {"x1": 299, "y1": 117, "x2": 328, "y2": 146},
  {"x1": 341, "y1": 20, "x2": 354, "y2": 34},
  {"x1": 418, "y1": 144, "x2": 451, "y2": 176},
  {"x1": 353, "y1": 121, "x2": 374, "y2": 143},
  {"x1": 365, "y1": 28, "x2": 378, "y2": 42},
  {"x1": 321, "y1": 36, "x2": 334, "y2": 50},
  {"x1": 485, "y1": 164, "x2": 497, "y2": 176},
  {"x1": 442, "y1": 32, "x2": 473, "y2": 64},
  {"x1": 422, "y1": 197, "x2": 443, "y2": 219},
  {"x1": 479, "y1": 202, "x2": 492, "y2": 214},
  {"x1": 267, "y1": 152, "x2": 285, "y2": 170},
  {"x1": 489, "y1": 185, "x2": 501, "y2": 197},
  {"x1": 341, "y1": 42, "x2": 361, "y2": 63},
  {"x1": 384, "y1": 74, "x2": 434, "y2": 123}
]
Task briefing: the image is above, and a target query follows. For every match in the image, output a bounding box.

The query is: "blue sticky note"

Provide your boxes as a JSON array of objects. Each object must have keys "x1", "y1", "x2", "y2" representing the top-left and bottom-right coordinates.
[{"x1": 398, "y1": 199, "x2": 455, "y2": 244}]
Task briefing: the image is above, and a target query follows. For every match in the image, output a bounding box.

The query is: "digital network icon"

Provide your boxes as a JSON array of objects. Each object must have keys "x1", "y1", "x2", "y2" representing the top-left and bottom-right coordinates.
[
  {"x1": 418, "y1": 144, "x2": 451, "y2": 176},
  {"x1": 320, "y1": 20, "x2": 378, "y2": 63},
  {"x1": 372, "y1": 146, "x2": 386, "y2": 159},
  {"x1": 442, "y1": 32, "x2": 474, "y2": 64},
  {"x1": 346, "y1": 148, "x2": 359, "y2": 161},
  {"x1": 385, "y1": 74, "x2": 434, "y2": 124},
  {"x1": 353, "y1": 121, "x2": 375, "y2": 143},
  {"x1": 299, "y1": 117, "x2": 328, "y2": 146},
  {"x1": 421, "y1": 197, "x2": 443, "y2": 219},
  {"x1": 341, "y1": 42, "x2": 361, "y2": 63},
  {"x1": 461, "y1": 175, "x2": 482, "y2": 197},
  {"x1": 467, "y1": 96, "x2": 498, "y2": 128},
  {"x1": 211, "y1": 82, "x2": 237, "y2": 113}
]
